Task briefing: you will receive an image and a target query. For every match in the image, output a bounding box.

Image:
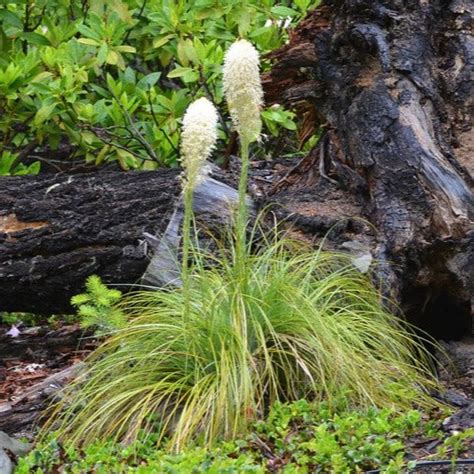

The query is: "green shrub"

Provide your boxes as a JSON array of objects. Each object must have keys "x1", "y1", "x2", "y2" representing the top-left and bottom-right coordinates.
[
  {"x1": 43, "y1": 237, "x2": 440, "y2": 451},
  {"x1": 0, "y1": 150, "x2": 40, "y2": 176},
  {"x1": 20, "y1": 402, "x2": 464, "y2": 473},
  {"x1": 0, "y1": 0, "x2": 315, "y2": 172}
]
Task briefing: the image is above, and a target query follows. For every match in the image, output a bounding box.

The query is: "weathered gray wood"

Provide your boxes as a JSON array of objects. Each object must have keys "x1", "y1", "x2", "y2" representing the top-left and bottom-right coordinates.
[
  {"x1": 142, "y1": 176, "x2": 253, "y2": 287},
  {"x1": 0, "y1": 363, "x2": 84, "y2": 436}
]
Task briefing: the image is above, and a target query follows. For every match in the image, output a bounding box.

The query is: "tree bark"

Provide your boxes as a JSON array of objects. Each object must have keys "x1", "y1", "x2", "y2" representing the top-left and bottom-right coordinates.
[{"x1": 262, "y1": 0, "x2": 473, "y2": 339}]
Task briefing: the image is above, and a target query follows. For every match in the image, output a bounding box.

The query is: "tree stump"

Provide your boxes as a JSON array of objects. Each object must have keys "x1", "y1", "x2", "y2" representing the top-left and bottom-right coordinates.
[{"x1": 262, "y1": 0, "x2": 473, "y2": 339}]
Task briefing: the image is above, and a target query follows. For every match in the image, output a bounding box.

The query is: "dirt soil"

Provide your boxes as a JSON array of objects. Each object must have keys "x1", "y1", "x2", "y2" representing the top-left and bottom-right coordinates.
[{"x1": 0, "y1": 323, "x2": 95, "y2": 439}]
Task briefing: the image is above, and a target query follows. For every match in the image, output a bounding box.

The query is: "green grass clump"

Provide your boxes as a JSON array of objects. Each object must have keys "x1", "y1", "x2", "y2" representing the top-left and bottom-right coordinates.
[{"x1": 44, "y1": 238, "x2": 439, "y2": 451}]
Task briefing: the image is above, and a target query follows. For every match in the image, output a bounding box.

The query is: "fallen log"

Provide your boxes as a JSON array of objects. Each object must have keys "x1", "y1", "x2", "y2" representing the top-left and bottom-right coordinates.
[
  {"x1": 0, "y1": 160, "x2": 365, "y2": 317},
  {"x1": 0, "y1": 169, "x2": 180, "y2": 314},
  {"x1": 0, "y1": 363, "x2": 84, "y2": 437},
  {"x1": 0, "y1": 167, "x2": 253, "y2": 314},
  {"x1": 0, "y1": 325, "x2": 89, "y2": 359}
]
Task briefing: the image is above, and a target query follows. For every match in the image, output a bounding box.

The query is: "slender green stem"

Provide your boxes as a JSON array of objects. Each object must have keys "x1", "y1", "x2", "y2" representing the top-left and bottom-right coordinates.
[
  {"x1": 236, "y1": 138, "x2": 249, "y2": 283},
  {"x1": 182, "y1": 183, "x2": 193, "y2": 317}
]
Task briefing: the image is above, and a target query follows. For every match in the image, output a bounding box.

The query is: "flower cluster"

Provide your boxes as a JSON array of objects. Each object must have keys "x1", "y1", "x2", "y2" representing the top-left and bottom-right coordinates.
[
  {"x1": 223, "y1": 39, "x2": 263, "y2": 144},
  {"x1": 180, "y1": 97, "x2": 218, "y2": 189}
]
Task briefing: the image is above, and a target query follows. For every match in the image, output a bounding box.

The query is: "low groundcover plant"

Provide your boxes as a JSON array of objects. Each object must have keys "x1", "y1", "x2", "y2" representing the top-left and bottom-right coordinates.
[{"x1": 24, "y1": 398, "x2": 461, "y2": 473}]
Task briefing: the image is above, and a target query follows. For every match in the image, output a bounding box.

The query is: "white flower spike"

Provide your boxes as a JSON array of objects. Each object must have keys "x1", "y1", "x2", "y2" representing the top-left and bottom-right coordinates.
[
  {"x1": 223, "y1": 39, "x2": 263, "y2": 144},
  {"x1": 180, "y1": 97, "x2": 218, "y2": 189}
]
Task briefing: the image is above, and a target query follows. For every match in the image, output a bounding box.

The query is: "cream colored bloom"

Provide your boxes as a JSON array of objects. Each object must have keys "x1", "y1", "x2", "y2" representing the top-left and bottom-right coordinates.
[
  {"x1": 180, "y1": 97, "x2": 218, "y2": 188},
  {"x1": 223, "y1": 40, "x2": 263, "y2": 144}
]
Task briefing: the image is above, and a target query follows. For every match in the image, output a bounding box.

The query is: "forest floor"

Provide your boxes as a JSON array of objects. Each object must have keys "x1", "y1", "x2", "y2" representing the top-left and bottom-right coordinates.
[{"x1": 0, "y1": 322, "x2": 94, "y2": 439}]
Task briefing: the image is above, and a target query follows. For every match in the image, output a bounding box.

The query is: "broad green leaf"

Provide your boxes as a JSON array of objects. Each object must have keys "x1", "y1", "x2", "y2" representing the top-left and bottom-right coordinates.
[
  {"x1": 21, "y1": 32, "x2": 51, "y2": 46},
  {"x1": 0, "y1": 152, "x2": 16, "y2": 175},
  {"x1": 123, "y1": 67, "x2": 136, "y2": 84},
  {"x1": 26, "y1": 161, "x2": 41, "y2": 175},
  {"x1": 116, "y1": 148, "x2": 138, "y2": 169},
  {"x1": 109, "y1": 0, "x2": 133, "y2": 23},
  {"x1": 271, "y1": 6, "x2": 300, "y2": 17},
  {"x1": 97, "y1": 42, "x2": 108, "y2": 65},
  {"x1": 95, "y1": 145, "x2": 110, "y2": 166},
  {"x1": 32, "y1": 71, "x2": 53, "y2": 83},
  {"x1": 137, "y1": 72, "x2": 161, "y2": 89},
  {"x1": 282, "y1": 120, "x2": 297, "y2": 130},
  {"x1": 116, "y1": 45, "x2": 136, "y2": 53},
  {"x1": 176, "y1": 39, "x2": 189, "y2": 67},
  {"x1": 88, "y1": 83, "x2": 111, "y2": 98},
  {"x1": 0, "y1": 10, "x2": 22, "y2": 29},
  {"x1": 156, "y1": 95, "x2": 173, "y2": 110},
  {"x1": 152, "y1": 34, "x2": 175, "y2": 49},
  {"x1": 106, "y1": 73, "x2": 121, "y2": 96},
  {"x1": 167, "y1": 67, "x2": 194, "y2": 79},
  {"x1": 106, "y1": 50, "x2": 119, "y2": 65},
  {"x1": 115, "y1": 52, "x2": 126, "y2": 70},
  {"x1": 182, "y1": 70, "x2": 199, "y2": 83},
  {"x1": 78, "y1": 38, "x2": 101, "y2": 47},
  {"x1": 249, "y1": 26, "x2": 273, "y2": 37},
  {"x1": 194, "y1": 8, "x2": 217, "y2": 20},
  {"x1": 34, "y1": 103, "x2": 56, "y2": 126},
  {"x1": 76, "y1": 24, "x2": 102, "y2": 42},
  {"x1": 295, "y1": 0, "x2": 318, "y2": 9},
  {"x1": 183, "y1": 39, "x2": 198, "y2": 65}
]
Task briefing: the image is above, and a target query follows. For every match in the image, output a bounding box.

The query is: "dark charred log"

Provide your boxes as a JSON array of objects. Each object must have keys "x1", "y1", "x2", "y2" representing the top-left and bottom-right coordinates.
[
  {"x1": 0, "y1": 170, "x2": 180, "y2": 314},
  {"x1": 263, "y1": 0, "x2": 473, "y2": 338}
]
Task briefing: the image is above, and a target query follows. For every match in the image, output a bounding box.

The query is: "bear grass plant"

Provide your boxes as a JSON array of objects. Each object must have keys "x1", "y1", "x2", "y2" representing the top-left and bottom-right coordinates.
[
  {"x1": 42, "y1": 39, "x2": 442, "y2": 452},
  {"x1": 45, "y1": 237, "x2": 441, "y2": 451}
]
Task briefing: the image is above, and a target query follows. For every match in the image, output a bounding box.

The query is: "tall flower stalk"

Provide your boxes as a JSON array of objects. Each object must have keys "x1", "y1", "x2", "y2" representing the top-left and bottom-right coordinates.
[
  {"x1": 179, "y1": 97, "x2": 218, "y2": 301},
  {"x1": 223, "y1": 39, "x2": 263, "y2": 274}
]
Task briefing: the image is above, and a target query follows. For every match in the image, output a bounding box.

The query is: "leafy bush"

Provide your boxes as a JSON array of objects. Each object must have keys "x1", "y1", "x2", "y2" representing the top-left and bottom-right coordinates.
[
  {"x1": 0, "y1": 0, "x2": 315, "y2": 172},
  {"x1": 19, "y1": 401, "x2": 466, "y2": 473},
  {"x1": 44, "y1": 238, "x2": 440, "y2": 451},
  {"x1": 0, "y1": 150, "x2": 40, "y2": 176}
]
